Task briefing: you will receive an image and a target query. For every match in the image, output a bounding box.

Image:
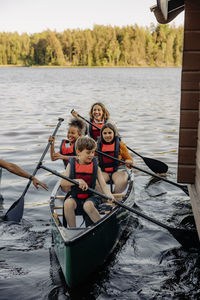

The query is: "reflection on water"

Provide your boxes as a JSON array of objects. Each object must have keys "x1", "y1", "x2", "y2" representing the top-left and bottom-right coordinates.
[{"x1": 0, "y1": 67, "x2": 200, "y2": 299}]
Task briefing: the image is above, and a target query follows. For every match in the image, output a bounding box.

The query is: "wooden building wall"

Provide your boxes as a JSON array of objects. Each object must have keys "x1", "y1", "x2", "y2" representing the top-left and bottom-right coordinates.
[{"x1": 178, "y1": 0, "x2": 200, "y2": 183}]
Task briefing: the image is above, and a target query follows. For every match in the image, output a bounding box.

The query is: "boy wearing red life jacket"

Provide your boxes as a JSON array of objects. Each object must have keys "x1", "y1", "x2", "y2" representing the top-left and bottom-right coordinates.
[
  {"x1": 61, "y1": 136, "x2": 115, "y2": 227},
  {"x1": 49, "y1": 118, "x2": 85, "y2": 167}
]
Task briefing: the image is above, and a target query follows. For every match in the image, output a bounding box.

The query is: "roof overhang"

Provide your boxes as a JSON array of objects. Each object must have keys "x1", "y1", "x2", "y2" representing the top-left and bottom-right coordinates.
[{"x1": 150, "y1": 0, "x2": 184, "y2": 24}]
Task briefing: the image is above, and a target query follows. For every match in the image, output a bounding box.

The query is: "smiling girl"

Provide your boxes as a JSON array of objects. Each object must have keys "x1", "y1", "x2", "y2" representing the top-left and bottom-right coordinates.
[
  {"x1": 49, "y1": 118, "x2": 85, "y2": 168},
  {"x1": 97, "y1": 123, "x2": 133, "y2": 193},
  {"x1": 72, "y1": 102, "x2": 110, "y2": 141}
]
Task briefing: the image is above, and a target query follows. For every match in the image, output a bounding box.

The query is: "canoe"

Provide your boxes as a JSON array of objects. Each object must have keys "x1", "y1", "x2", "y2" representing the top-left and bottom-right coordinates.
[{"x1": 50, "y1": 171, "x2": 134, "y2": 288}]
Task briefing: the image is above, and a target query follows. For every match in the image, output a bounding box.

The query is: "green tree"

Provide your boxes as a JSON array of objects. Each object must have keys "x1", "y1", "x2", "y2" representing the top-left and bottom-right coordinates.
[{"x1": 0, "y1": 24, "x2": 184, "y2": 67}]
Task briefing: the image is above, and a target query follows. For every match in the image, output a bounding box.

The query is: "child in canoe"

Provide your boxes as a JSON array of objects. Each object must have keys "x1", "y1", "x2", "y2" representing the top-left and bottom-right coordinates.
[
  {"x1": 71, "y1": 102, "x2": 111, "y2": 141},
  {"x1": 49, "y1": 118, "x2": 85, "y2": 168},
  {"x1": 61, "y1": 136, "x2": 115, "y2": 227},
  {"x1": 97, "y1": 123, "x2": 133, "y2": 193}
]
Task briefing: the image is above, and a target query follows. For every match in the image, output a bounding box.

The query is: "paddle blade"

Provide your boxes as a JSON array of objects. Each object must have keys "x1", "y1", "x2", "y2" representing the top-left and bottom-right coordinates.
[
  {"x1": 169, "y1": 227, "x2": 200, "y2": 249},
  {"x1": 4, "y1": 196, "x2": 24, "y2": 222},
  {"x1": 180, "y1": 185, "x2": 189, "y2": 196},
  {"x1": 143, "y1": 156, "x2": 168, "y2": 174}
]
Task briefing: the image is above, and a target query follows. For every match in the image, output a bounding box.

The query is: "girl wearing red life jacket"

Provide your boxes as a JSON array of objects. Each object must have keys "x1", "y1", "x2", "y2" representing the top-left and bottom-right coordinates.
[
  {"x1": 49, "y1": 118, "x2": 85, "y2": 168},
  {"x1": 61, "y1": 136, "x2": 115, "y2": 227},
  {"x1": 59, "y1": 139, "x2": 76, "y2": 168},
  {"x1": 97, "y1": 123, "x2": 133, "y2": 193},
  {"x1": 72, "y1": 102, "x2": 110, "y2": 141}
]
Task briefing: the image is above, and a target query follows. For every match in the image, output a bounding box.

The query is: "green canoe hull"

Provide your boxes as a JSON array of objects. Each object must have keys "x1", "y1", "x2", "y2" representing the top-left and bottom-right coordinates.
[
  {"x1": 50, "y1": 175, "x2": 134, "y2": 288},
  {"x1": 52, "y1": 208, "x2": 129, "y2": 287}
]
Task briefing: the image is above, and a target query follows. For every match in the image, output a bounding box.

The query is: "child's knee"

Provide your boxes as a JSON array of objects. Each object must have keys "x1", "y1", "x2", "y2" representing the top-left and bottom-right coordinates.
[
  {"x1": 83, "y1": 201, "x2": 94, "y2": 213},
  {"x1": 115, "y1": 172, "x2": 127, "y2": 183},
  {"x1": 64, "y1": 198, "x2": 76, "y2": 210}
]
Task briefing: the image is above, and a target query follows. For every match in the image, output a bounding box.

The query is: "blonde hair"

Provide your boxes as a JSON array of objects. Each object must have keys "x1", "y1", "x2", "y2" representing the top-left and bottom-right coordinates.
[
  {"x1": 75, "y1": 136, "x2": 96, "y2": 152},
  {"x1": 89, "y1": 102, "x2": 110, "y2": 121}
]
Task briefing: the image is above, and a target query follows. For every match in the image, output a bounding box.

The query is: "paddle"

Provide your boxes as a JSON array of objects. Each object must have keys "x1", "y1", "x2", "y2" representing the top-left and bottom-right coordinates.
[
  {"x1": 4, "y1": 118, "x2": 64, "y2": 222},
  {"x1": 95, "y1": 149, "x2": 189, "y2": 196},
  {"x1": 71, "y1": 110, "x2": 168, "y2": 174},
  {"x1": 126, "y1": 146, "x2": 168, "y2": 173},
  {"x1": 39, "y1": 164, "x2": 199, "y2": 249}
]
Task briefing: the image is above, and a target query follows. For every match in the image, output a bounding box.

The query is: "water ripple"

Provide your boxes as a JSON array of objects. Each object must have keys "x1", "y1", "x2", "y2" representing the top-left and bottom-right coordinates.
[{"x1": 0, "y1": 67, "x2": 198, "y2": 300}]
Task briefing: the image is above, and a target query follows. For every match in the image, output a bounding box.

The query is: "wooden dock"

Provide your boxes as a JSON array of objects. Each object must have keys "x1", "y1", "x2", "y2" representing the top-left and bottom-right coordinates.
[{"x1": 151, "y1": 0, "x2": 200, "y2": 239}]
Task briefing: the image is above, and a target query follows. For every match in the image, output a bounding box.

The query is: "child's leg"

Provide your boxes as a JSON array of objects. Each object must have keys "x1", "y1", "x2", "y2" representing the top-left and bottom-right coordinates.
[
  {"x1": 83, "y1": 200, "x2": 101, "y2": 223},
  {"x1": 112, "y1": 170, "x2": 128, "y2": 193},
  {"x1": 95, "y1": 171, "x2": 110, "y2": 192},
  {"x1": 64, "y1": 197, "x2": 77, "y2": 227}
]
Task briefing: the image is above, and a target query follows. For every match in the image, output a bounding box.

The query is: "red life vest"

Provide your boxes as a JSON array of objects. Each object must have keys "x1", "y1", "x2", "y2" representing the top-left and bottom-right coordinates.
[
  {"x1": 89, "y1": 119, "x2": 107, "y2": 141},
  {"x1": 69, "y1": 157, "x2": 98, "y2": 199},
  {"x1": 97, "y1": 136, "x2": 120, "y2": 173},
  {"x1": 60, "y1": 139, "x2": 76, "y2": 168}
]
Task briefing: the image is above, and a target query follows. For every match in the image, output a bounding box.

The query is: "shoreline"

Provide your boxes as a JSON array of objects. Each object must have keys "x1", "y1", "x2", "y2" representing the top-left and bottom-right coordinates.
[{"x1": 0, "y1": 64, "x2": 182, "y2": 68}]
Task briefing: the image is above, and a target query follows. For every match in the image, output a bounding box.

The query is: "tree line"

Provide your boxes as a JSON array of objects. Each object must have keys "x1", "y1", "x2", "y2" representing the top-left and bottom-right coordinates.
[{"x1": 0, "y1": 24, "x2": 183, "y2": 67}]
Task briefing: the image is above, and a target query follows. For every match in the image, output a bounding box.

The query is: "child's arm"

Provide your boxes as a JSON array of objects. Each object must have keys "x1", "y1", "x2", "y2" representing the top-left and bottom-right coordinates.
[
  {"x1": 53, "y1": 152, "x2": 77, "y2": 162},
  {"x1": 61, "y1": 164, "x2": 88, "y2": 193},
  {"x1": 71, "y1": 109, "x2": 79, "y2": 118},
  {"x1": 49, "y1": 136, "x2": 77, "y2": 162},
  {"x1": 119, "y1": 142, "x2": 133, "y2": 167},
  {"x1": 97, "y1": 167, "x2": 115, "y2": 201},
  {"x1": 49, "y1": 136, "x2": 56, "y2": 161}
]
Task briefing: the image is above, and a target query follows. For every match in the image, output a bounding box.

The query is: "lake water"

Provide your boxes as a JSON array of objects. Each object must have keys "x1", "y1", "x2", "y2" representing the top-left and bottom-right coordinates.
[{"x1": 0, "y1": 67, "x2": 199, "y2": 299}]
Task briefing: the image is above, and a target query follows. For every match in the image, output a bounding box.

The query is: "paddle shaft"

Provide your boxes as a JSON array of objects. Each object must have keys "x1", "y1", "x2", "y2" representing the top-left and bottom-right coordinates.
[
  {"x1": 109, "y1": 200, "x2": 199, "y2": 248},
  {"x1": 22, "y1": 118, "x2": 64, "y2": 198},
  {"x1": 73, "y1": 111, "x2": 186, "y2": 193},
  {"x1": 4, "y1": 118, "x2": 64, "y2": 222},
  {"x1": 73, "y1": 112, "x2": 100, "y2": 130},
  {"x1": 72, "y1": 111, "x2": 168, "y2": 174},
  {"x1": 41, "y1": 164, "x2": 199, "y2": 248},
  {"x1": 40, "y1": 164, "x2": 195, "y2": 240},
  {"x1": 40, "y1": 164, "x2": 109, "y2": 199},
  {"x1": 41, "y1": 164, "x2": 169, "y2": 229},
  {"x1": 96, "y1": 149, "x2": 188, "y2": 195},
  {"x1": 126, "y1": 146, "x2": 143, "y2": 159}
]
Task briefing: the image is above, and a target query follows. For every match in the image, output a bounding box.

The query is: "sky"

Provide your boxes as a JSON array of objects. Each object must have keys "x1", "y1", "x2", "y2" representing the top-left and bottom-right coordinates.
[{"x1": 0, "y1": 0, "x2": 184, "y2": 34}]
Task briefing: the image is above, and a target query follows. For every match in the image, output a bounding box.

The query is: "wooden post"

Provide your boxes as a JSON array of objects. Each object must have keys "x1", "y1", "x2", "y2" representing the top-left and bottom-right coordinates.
[{"x1": 178, "y1": 0, "x2": 200, "y2": 184}]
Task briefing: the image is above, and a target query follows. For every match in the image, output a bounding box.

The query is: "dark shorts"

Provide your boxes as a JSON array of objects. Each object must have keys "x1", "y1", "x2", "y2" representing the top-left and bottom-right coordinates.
[
  {"x1": 66, "y1": 195, "x2": 101, "y2": 215},
  {"x1": 63, "y1": 194, "x2": 102, "y2": 227}
]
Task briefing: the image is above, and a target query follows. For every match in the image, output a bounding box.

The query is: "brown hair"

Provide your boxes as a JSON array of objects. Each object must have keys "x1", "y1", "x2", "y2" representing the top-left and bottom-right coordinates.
[
  {"x1": 75, "y1": 136, "x2": 96, "y2": 152},
  {"x1": 68, "y1": 118, "x2": 85, "y2": 135},
  {"x1": 100, "y1": 122, "x2": 117, "y2": 142},
  {"x1": 89, "y1": 102, "x2": 110, "y2": 121}
]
